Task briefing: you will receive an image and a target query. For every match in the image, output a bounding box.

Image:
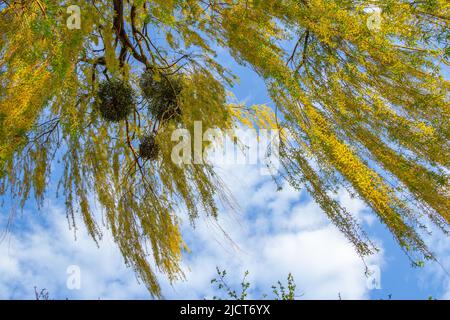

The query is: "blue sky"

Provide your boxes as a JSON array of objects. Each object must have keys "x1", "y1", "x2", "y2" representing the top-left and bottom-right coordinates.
[{"x1": 0, "y1": 41, "x2": 449, "y2": 300}]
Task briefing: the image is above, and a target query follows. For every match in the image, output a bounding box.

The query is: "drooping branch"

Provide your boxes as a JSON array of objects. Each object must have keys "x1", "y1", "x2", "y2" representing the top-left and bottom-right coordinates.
[{"x1": 112, "y1": 0, "x2": 150, "y2": 68}]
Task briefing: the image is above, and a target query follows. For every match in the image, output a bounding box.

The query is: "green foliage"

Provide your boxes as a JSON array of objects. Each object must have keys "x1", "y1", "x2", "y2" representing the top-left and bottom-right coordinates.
[
  {"x1": 139, "y1": 134, "x2": 160, "y2": 161},
  {"x1": 34, "y1": 287, "x2": 50, "y2": 301},
  {"x1": 96, "y1": 79, "x2": 135, "y2": 122},
  {"x1": 270, "y1": 273, "x2": 297, "y2": 301},
  {"x1": 140, "y1": 71, "x2": 183, "y2": 122},
  {"x1": 211, "y1": 268, "x2": 297, "y2": 300},
  {"x1": 0, "y1": 0, "x2": 449, "y2": 297}
]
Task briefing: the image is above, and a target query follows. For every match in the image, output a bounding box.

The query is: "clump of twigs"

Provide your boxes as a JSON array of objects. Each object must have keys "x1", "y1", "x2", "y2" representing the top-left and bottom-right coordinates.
[
  {"x1": 139, "y1": 134, "x2": 160, "y2": 161},
  {"x1": 96, "y1": 79, "x2": 135, "y2": 122},
  {"x1": 140, "y1": 71, "x2": 183, "y2": 122}
]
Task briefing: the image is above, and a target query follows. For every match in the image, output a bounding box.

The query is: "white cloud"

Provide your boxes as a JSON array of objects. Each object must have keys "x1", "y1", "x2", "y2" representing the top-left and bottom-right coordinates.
[
  {"x1": 163, "y1": 177, "x2": 383, "y2": 300},
  {"x1": 0, "y1": 205, "x2": 150, "y2": 299},
  {"x1": 0, "y1": 150, "x2": 384, "y2": 300},
  {"x1": 417, "y1": 225, "x2": 450, "y2": 299}
]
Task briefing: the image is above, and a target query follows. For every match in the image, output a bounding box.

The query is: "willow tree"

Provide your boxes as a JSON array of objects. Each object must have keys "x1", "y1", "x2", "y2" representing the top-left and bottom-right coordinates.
[{"x1": 0, "y1": 0, "x2": 448, "y2": 296}]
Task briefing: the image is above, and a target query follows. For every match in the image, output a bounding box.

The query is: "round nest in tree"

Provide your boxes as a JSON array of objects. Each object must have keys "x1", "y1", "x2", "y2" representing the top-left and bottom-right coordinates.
[
  {"x1": 140, "y1": 71, "x2": 183, "y2": 122},
  {"x1": 96, "y1": 79, "x2": 135, "y2": 122},
  {"x1": 139, "y1": 135, "x2": 160, "y2": 161}
]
